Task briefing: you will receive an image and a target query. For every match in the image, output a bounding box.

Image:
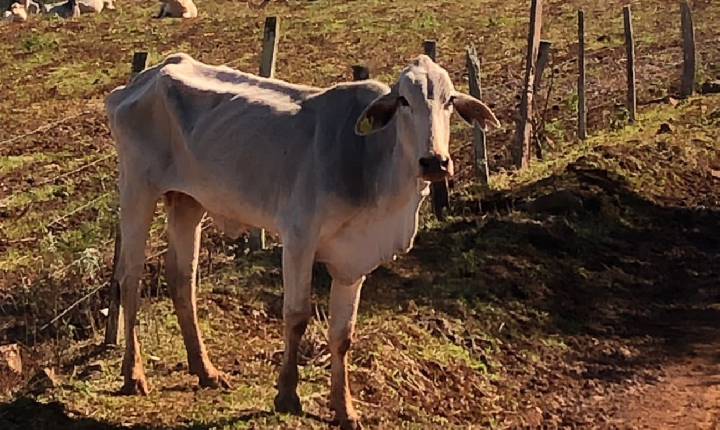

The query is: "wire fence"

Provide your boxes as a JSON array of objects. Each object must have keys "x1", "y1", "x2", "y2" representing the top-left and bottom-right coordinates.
[{"x1": 1, "y1": 1, "x2": 717, "y2": 336}]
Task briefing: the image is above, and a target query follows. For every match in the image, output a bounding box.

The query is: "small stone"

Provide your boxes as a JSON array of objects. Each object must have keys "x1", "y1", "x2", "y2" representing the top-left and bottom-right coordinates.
[
  {"x1": 79, "y1": 362, "x2": 104, "y2": 380},
  {"x1": 26, "y1": 368, "x2": 57, "y2": 394},
  {"x1": 701, "y1": 80, "x2": 720, "y2": 94},
  {"x1": 527, "y1": 190, "x2": 584, "y2": 215},
  {"x1": 407, "y1": 299, "x2": 418, "y2": 313},
  {"x1": 100, "y1": 308, "x2": 109, "y2": 317},
  {"x1": 657, "y1": 123, "x2": 675, "y2": 134},
  {"x1": 0, "y1": 344, "x2": 22, "y2": 375}
]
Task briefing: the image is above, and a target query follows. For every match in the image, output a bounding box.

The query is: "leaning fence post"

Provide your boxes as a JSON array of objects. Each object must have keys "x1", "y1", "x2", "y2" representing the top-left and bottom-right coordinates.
[
  {"x1": 680, "y1": 1, "x2": 696, "y2": 98},
  {"x1": 623, "y1": 6, "x2": 637, "y2": 122},
  {"x1": 466, "y1": 43, "x2": 489, "y2": 185},
  {"x1": 423, "y1": 39, "x2": 450, "y2": 220},
  {"x1": 104, "y1": 52, "x2": 149, "y2": 346},
  {"x1": 577, "y1": 10, "x2": 587, "y2": 140},
  {"x1": 248, "y1": 16, "x2": 279, "y2": 252},
  {"x1": 352, "y1": 65, "x2": 370, "y2": 81},
  {"x1": 512, "y1": 0, "x2": 543, "y2": 169}
]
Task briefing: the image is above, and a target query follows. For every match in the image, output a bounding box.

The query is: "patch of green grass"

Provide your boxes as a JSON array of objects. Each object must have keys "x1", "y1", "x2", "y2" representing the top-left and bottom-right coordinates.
[
  {"x1": 19, "y1": 31, "x2": 59, "y2": 54},
  {"x1": 0, "y1": 153, "x2": 52, "y2": 175}
]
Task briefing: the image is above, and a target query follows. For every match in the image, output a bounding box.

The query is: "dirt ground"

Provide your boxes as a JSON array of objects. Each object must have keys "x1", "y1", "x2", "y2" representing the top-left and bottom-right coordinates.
[{"x1": 1, "y1": 0, "x2": 720, "y2": 428}]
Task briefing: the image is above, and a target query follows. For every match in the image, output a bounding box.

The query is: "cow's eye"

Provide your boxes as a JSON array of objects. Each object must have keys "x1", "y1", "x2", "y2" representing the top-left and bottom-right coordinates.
[{"x1": 398, "y1": 96, "x2": 409, "y2": 107}]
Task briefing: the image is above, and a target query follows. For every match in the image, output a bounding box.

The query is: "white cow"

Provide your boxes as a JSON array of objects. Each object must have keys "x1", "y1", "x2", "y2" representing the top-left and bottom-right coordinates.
[
  {"x1": 155, "y1": 0, "x2": 196, "y2": 18},
  {"x1": 3, "y1": 2, "x2": 27, "y2": 21},
  {"x1": 105, "y1": 53, "x2": 499, "y2": 429},
  {"x1": 38, "y1": 0, "x2": 112, "y2": 15},
  {"x1": 42, "y1": 0, "x2": 79, "y2": 17},
  {"x1": 22, "y1": 0, "x2": 40, "y2": 13},
  {"x1": 76, "y1": 0, "x2": 116, "y2": 13}
]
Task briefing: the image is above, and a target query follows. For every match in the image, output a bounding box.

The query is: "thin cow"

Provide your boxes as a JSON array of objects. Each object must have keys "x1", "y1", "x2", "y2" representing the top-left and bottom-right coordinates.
[{"x1": 105, "y1": 53, "x2": 499, "y2": 429}]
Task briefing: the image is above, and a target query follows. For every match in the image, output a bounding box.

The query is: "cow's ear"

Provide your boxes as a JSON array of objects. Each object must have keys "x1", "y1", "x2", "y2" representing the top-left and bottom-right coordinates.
[
  {"x1": 355, "y1": 94, "x2": 400, "y2": 136},
  {"x1": 451, "y1": 92, "x2": 500, "y2": 130}
]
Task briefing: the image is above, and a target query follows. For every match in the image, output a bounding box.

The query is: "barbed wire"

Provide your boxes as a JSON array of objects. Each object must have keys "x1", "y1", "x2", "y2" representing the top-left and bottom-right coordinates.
[
  {"x1": 38, "y1": 216, "x2": 214, "y2": 332},
  {"x1": 1, "y1": 153, "x2": 115, "y2": 204},
  {"x1": 46, "y1": 193, "x2": 112, "y2": 229},
  {"x1": 0, "y1": 109, "x2": 95, "y2": 148}
]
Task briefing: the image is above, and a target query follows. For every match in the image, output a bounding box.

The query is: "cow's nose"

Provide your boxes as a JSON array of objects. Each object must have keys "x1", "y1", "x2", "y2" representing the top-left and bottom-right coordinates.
[{"x1": 419, "y1": 155, "x2": 451, "y2": 180}]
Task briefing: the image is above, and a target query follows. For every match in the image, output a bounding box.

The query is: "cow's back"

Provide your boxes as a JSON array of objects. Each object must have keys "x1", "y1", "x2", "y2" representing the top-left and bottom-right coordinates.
[{"x1": 105, "y1": 53, "x2": 326, "y2": 230}]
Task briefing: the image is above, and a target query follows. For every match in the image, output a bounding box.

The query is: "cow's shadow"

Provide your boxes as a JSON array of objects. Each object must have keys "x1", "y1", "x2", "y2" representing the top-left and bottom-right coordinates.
[
  {"x1": 233, "y1": 160, "x2": 720, "y2": 366},
  {"x1": 358, "y1": 162, "x2": 720, "y2": 381}
]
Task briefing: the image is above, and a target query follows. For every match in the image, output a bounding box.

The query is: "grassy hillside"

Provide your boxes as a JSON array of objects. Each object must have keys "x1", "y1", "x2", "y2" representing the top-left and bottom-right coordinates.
[{"x1": 1, "y1": 0, "x2": 719, "y2": 428}]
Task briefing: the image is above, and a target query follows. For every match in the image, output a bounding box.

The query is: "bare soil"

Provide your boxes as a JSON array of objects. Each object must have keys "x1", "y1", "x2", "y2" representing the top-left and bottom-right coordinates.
[{"x1": 1, "y1": 0, "x2": 719, "y2": 428}]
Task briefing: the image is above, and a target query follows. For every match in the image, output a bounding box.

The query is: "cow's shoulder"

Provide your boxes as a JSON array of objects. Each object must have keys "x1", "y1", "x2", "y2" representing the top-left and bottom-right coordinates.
[
  {"x1": 303, "y1": 80, "x2": 395, "y2": 207},
  {"x1": 305, "y1": 80, "x2": 390, "y2": 113}
]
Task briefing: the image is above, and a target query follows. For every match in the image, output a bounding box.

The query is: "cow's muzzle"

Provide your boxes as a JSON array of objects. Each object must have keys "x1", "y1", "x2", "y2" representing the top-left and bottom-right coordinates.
[{"x1": 419, "y1": 155, "x2": 453, "y2": 182}]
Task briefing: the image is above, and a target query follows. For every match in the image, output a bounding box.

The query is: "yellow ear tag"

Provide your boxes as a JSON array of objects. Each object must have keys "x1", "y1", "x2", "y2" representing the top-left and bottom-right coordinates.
[{"x1": 359, "y1": 117, "x2": 373, "y2": 134}]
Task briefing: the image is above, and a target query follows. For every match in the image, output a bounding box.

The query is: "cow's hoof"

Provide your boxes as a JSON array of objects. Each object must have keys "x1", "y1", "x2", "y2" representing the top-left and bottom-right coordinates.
[
  {"x1": 274, "y1": 392, "x2": 302, "y2": 415},
  {"x1": 198, "y1": 372, "x2": 231, "y2": 389},
  {"x1": 121, "y1": 377, "x2": 149, "y2": 396},
  {"x1": 332, "y1": 418, "x2": 363, "y2": 430}
]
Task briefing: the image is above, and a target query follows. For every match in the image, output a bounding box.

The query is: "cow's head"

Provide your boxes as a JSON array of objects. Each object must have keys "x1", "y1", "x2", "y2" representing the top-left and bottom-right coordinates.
[{"x1": 355, "y1": 55, "x2": 500, "y2": 182}]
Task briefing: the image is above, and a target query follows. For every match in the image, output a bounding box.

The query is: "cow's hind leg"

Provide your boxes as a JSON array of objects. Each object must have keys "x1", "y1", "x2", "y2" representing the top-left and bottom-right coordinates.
[
  {"x1": 118, "y1": 190, "x2": 157, "y2": 395},
  {"x1": 274, "y1": 233, "x2": 316, "y2": 415},
  {"x1": 164, "y1": 191, "x2": 229, "y2": 389},
  {"x1": 329, "y1": 276, "x2": 364, "y2": 430}
]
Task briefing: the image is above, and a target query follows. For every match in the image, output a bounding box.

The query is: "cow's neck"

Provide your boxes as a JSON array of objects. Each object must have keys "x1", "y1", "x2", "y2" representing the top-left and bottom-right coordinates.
[{"x1": 368, "y1": 126, "x2": 426, "y2": 213}]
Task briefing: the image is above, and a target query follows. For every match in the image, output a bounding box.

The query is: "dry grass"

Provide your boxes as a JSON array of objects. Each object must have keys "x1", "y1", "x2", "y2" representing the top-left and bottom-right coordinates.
[{"x1": 1, "y1": 0, "x2": 720, "y2": 428}]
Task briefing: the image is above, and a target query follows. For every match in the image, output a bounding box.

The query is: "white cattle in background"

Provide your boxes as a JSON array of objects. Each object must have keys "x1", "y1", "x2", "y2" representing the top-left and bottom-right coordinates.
[
  {"x1": 3, "y1": 2, "x2": 27, "y2": 21},
  {"x1": 155, "y1": 0, "x2": 196, "y2": 18},
  {"x1": 42, "y1": 0, "x2": 79, "y2": 17}
]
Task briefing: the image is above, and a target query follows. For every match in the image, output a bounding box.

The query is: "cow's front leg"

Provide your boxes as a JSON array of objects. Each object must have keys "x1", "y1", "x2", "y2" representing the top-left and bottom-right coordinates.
[
  {"x1": 274, "y1": 237, "x2": 315, "y2": 415},
  {"x1": 329, "y1": 276, "x2": 364, "y2": 430}
]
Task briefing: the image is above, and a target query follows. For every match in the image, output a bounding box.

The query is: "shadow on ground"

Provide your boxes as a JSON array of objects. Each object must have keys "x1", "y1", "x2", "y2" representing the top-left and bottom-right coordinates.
[
  {"x1": 1, "y1": 159, "x2": 719, "y2": 428},
  {"x1": 0, "y1": 396, "x2": 317, "y2": 430}
]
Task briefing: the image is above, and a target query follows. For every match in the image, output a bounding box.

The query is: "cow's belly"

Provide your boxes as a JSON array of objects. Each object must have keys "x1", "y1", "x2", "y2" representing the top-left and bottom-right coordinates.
[
  {"x1": 165, "y1": 178, "x2": 281, "y2": 238},
  {"x1": 316, "y1": 192, "x2": 426, "y2": 284}
]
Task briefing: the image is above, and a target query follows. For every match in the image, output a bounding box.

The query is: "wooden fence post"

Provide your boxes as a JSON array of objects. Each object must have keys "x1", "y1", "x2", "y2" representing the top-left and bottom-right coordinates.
[
  {"x1": 577, "y1": 10, "x2": 587, "y2": 140},
  {"x1": 466, "y1": 43, "x2": 489, "y2": 185},
  {"x1": 512, "y1": 0, "x2": 543, "y2": 169},
  {"x1": 248, "y1": 16, "x2": 279, "y2": 252},
  {"x1": 352, "y1": 65, "x2": 370, "y2": 80},
  {"x1": 623, "y1": 6, "x2": 637, "y2": 122},
  {"x1": 104, "y1": 52, "x2": 149, "y2": 345},
  {"x1": 130, "y1": 52, "x2": 148, "y2": 82},
  {"x1": 680, "y1": 1, "x2": 696, "y2": 98},
  {"x1": 423, "y1": 40, "x2": 450, "y2": 220},
  {"x1": 534, "y1": 40, "x2": 552, "y2": 93}
]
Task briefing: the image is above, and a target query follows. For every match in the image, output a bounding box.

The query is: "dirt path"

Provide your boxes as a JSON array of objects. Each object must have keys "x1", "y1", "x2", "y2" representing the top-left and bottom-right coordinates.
[
  {"x1": 608, "y1": 300, "x2": 720, "y2": 429},
  {"x1": 618, "y1": 358, "x2": 720, "y2": 429}
]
